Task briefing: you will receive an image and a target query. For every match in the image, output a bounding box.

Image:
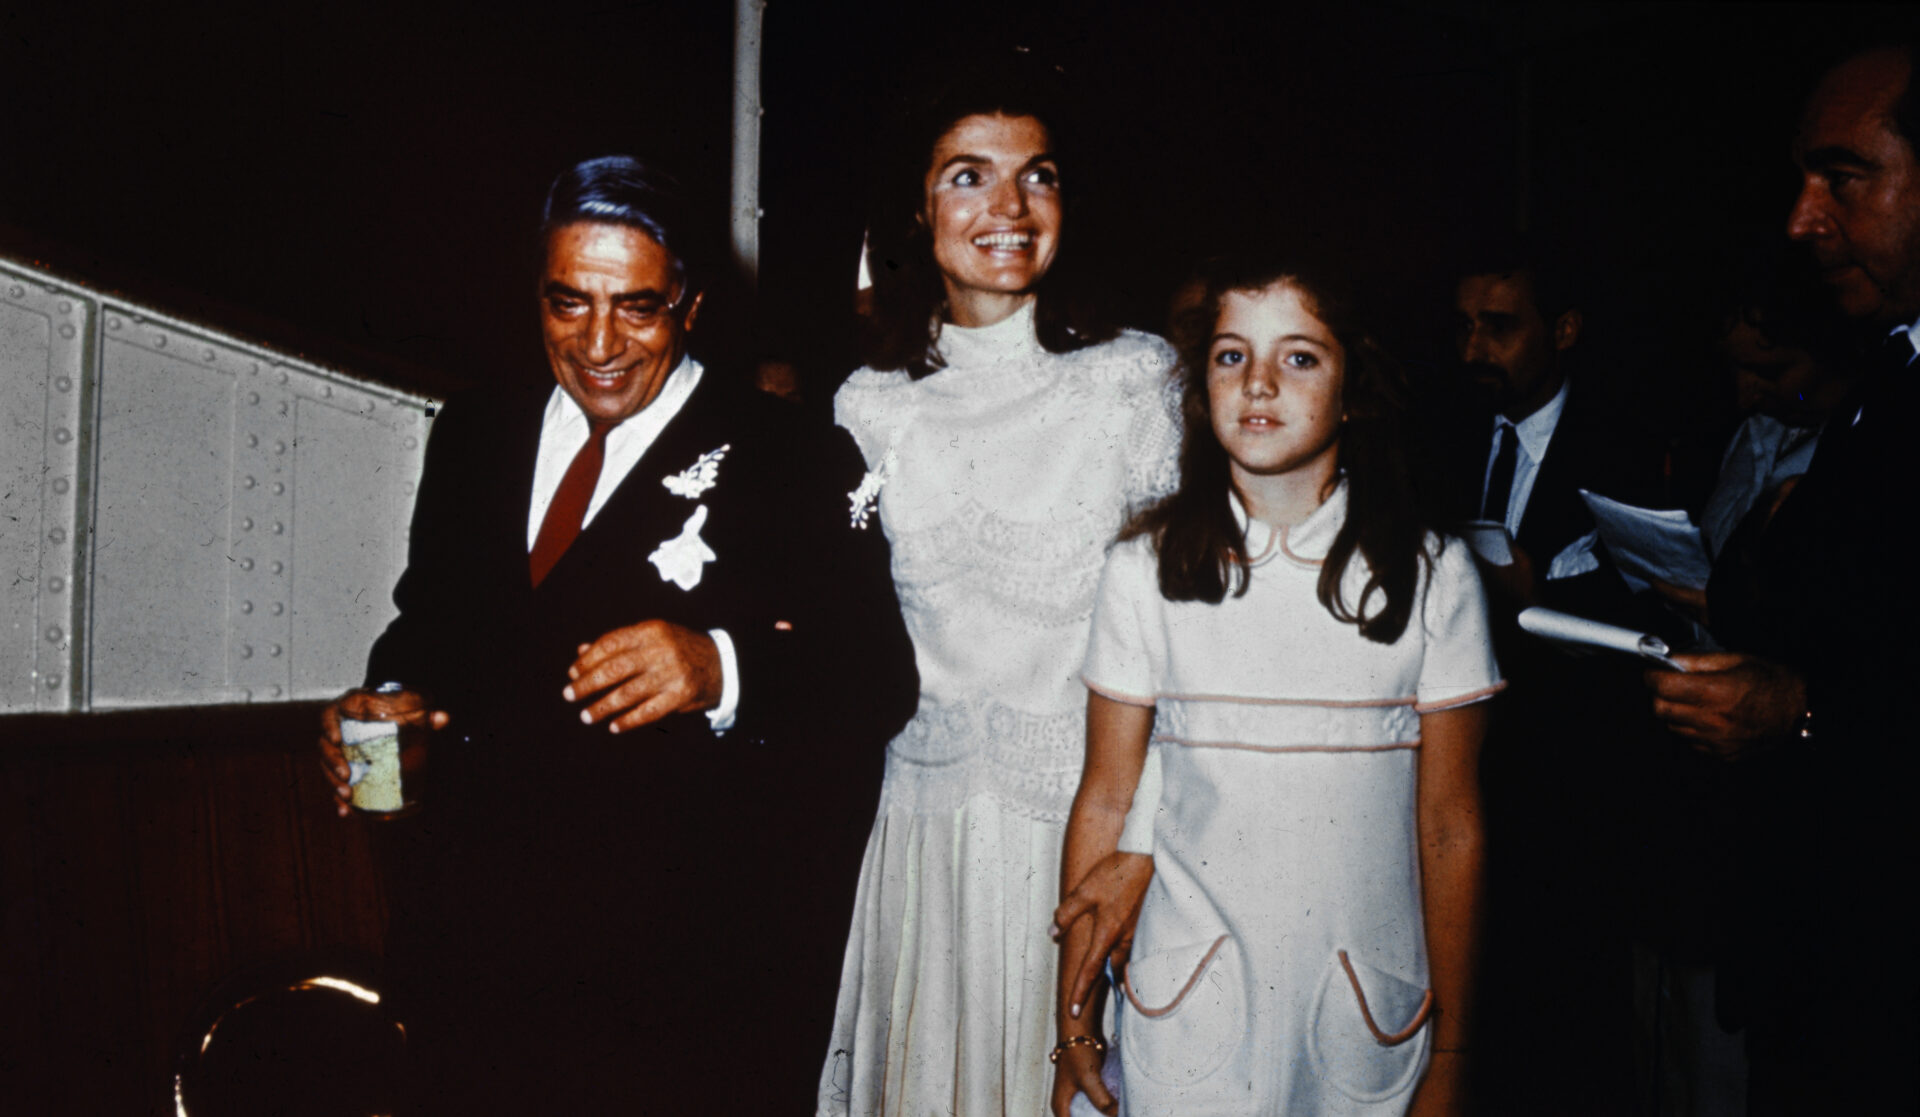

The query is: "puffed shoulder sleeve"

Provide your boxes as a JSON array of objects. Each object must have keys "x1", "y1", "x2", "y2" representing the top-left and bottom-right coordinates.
[
  {"x1": 1081, "y1": 538, "x2": 1164, "y2": 709},
  {"x1": 1121, "y1": 334, "x2": 1182, "y2": 516},
  {"x1": 1415, "y1": 535, "x2": 1506, "y2": 712}
]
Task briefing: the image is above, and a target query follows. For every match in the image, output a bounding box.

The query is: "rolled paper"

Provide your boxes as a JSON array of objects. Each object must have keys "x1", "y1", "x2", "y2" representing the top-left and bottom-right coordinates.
[{"x1": 1517, "y1": 607, "x2": 1684, "y2": 671}]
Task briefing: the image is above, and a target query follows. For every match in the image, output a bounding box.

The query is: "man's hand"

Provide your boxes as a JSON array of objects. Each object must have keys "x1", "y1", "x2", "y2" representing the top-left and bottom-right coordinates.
[
  {"x1": 564, "y1": 620, "x2": 722, "y2": 733},
  {"x1": 1051, "y1": 851, "x2": 1153, "y2": 1021},
  {"x1": 1646, "y1": 652, "x2": 1807, "y2": 760},
  {"x1": 317, "y1": 688, "x2": 449, "y2": 818}
]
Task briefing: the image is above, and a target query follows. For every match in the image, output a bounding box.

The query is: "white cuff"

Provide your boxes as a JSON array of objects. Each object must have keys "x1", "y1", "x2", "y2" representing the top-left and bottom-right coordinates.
[
  {"x1": 705, "y1": 628, "x2": 739, "y2": 733},
  {"x1": 1115, "y1": 745, "x2": 1163, "y2": 855}
]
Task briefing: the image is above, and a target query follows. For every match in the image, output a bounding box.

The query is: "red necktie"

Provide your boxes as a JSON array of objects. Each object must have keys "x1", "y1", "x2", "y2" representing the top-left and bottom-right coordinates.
[{"x1": 530, "y1": 419, "x2": 614, "y2": 588}]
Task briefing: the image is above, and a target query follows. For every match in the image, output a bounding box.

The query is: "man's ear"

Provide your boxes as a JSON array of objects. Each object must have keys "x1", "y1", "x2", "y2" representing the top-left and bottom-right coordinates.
[
  {"x1": 1552, "y1": 308, "x2": 1583, "y2": 352},
  {"x1": 682, "y1": 291, "x2": 706, "y2": 333}
]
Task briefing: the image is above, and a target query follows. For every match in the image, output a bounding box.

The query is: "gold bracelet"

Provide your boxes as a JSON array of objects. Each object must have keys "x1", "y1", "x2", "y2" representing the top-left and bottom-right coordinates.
[{"x1": 1048, "y1": 1035, "x2": 1107, "y2": 1064}]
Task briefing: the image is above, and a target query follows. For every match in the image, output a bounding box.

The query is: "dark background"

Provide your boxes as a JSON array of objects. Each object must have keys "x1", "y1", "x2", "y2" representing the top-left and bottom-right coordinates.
[{"x1": 0, "y1": 2, "x2": 1903, "y2": 1112}]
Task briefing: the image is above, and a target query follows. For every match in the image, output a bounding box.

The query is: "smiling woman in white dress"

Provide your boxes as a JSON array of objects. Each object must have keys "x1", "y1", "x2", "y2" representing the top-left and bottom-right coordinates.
[{"x1": 818, "y1": 69, "x2": 1180, "y2": 1117}]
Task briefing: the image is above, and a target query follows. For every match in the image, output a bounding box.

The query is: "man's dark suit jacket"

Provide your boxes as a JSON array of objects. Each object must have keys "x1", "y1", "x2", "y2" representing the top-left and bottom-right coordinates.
[
  {"x1": 363, "y1": 370, "x2": 917, "y2": 1112},
  {"x1": 1707, "y1": 356, "x2": 1918, "y2": 1057}
]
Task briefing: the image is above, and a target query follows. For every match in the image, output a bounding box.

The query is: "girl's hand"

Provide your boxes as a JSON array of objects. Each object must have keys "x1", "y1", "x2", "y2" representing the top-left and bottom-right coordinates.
[
  {"x1": 1051, "y1": 851, "x2": 1153, "y2": 1018},
  {"x1": 1049, "y1": 1040, "x2": 1117, "y2": 1117}
]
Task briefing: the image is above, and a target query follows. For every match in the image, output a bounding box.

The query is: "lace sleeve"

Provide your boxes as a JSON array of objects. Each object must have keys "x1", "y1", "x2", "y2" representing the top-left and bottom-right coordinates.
[{"x1": 1122, "y1": 337, "x2": 1182, "y2": 517}]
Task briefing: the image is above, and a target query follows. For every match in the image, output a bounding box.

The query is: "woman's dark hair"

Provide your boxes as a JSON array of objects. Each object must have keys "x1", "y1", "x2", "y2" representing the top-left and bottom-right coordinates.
[
  {"x1": 861, "y1": 58, "x2": 1116, "y2": 377},
  {"x1": 541, "y1": 155, "x2": 701, "y2": 300},
  {"x1": 1127, "y1": 252, "x2": 1429, "y2": 644}
]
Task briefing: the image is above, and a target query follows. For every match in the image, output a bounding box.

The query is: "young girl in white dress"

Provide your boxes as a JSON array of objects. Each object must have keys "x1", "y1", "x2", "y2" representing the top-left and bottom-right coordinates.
[
  {"x1": 819, "y1": 69, "x2": 1180, "y2": 1117},
  {"x1": 1051, "y1": 255, "x2": 1501, "y2": 1116}
]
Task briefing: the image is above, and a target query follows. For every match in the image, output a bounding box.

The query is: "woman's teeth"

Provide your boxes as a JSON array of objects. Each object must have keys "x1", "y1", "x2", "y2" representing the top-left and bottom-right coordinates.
[{"x1": 973, "y1": 232, "x2": 1032, "y2": 249}]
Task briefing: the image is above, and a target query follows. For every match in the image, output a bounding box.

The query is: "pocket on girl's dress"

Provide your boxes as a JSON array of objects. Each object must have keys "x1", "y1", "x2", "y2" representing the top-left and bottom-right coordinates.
[
  {"x1": 1118, "y1": 934, "x2": 1244, "y2": 1087},
  {"x1": 1308, "y1": 949, "x2": 1433, "y2": 1102}
]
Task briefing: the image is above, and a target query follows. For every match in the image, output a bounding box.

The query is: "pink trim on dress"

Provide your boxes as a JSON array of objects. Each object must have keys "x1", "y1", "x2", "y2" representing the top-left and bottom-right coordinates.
[
  {"x1": 1122, "y1": 935, "x2": 1230, "y2": 1018},
  {"x1": 1338, "y1": 950, "x2": 1433, "y2": 1046},
  {"x1": 1159, "y1": 691, "x2": 1416, "y2": 709},
  {"x1": 1411, "y1": 679, "x2": 1509, "y2": 713},
  {"x1": 1157, "y1": 736, "x2": 1422, "y2": 754},
  {"x1": 1082, "y1": 676, "x2": 1157, "y2": 708}
]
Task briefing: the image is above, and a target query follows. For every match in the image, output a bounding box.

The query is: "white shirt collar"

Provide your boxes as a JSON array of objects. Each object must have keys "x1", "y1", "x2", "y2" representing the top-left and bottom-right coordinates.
[
  {"x1": 1891, "y1": 317, "x2": 1920, "y2": 359},
  {"x1": 1497, "y1": 375, "x2": 1571, "y2": 464}
]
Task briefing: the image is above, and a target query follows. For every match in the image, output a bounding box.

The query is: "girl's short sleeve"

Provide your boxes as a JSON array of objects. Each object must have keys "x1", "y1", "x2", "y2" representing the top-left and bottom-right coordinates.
[
  {"x1": 1415, "y1": 535, "x2": 1506, "y2": 712},
  {"x1": 1081, "y1": 539, "x2": 1163, "y2": 708}
]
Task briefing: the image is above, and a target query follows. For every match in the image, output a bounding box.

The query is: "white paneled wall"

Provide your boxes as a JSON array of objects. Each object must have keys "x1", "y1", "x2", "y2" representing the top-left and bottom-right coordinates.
[{"x1": 1, "y1": 257, "x2": 432, "y2": 714}]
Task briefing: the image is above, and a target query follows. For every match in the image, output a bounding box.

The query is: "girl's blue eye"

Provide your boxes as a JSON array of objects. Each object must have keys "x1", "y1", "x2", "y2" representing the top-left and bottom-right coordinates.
[
  {"x1": 1213, "y1": 350, "x2": 1244, "y2": 367},
  {"x1": 1286, "y1": 352, "x2": 1319, "y2": 369}
]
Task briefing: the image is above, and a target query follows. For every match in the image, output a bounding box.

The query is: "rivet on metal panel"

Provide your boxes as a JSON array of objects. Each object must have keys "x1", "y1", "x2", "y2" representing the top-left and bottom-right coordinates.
[
  {"x1": 107, "y1": 316, "x2": 122, "y2": 330},
  {"x1": 247, "y1": 434, "x2": 259, "y2": 448},
  {"x1": 404, "y1": 436, "x2": 418, "y2": 450},
  {"x1": 45, "y1": 676, "x2": 62, "y2": 690},
  {"x1": 277, "y1": 371, "x2": 289, "y2": 385},
  {"x1": 53, "y1": 428, "x2": 71, "y2": 444},
  {"x1": 240, "y1": 646, "x2": 253, "y2": 659},
  {"x1": 272, "y1": 482, "x2": 285, "y2": 495},
  {"x1": 205, "y1": 349, "x2": 217, "y2": 362},
  {"x1": 403, "y1": 482, "x2": 416, "y2": 496},
  {"x1": 239, "y1": 558, "x2": 254, "y2": 571},
  {"x1": 58, "y1": 324, "x2": 75, "y2": 339},
  {"x1": 154, "y1": 335, "x2": 167, "y2": 347},
  {"x1": 271, "y1": 602, "x2": 285, "y2": 616},
  {"x1": 248, "y1": 392, "x2": 261, "y2": 405},
  {"x1": 131, "y1": 313, "x2": 145, "y2": 324},
  {"x1": 58, "y1": 300, "x2": 72, "y2": 314},
  {"x1": 269, "y1": 561, "x2": 284, "y2": 575},
  {"x1": 55, "y1": 376, "x2": 72, "y2": 391},
  {"x1": 250, "y1": 363, "x2": 260, "y2": 376},
  {"x1": 48, "y1": 528, "x2": 66, "y2": 544},
  {"x1": 45, "y1": 626, "x2": 63, "y2": 643},
  {"x1": 240, "y1": 600, "x2": 253, "y2": 614},
  {"x1": 272, "y1": 521, "x2": 285, "y2": 534},
  {"x1": 269, "y1": 685, "x2": 283, "y2": 698},
  {"x1": 242, "y1": 475, "x2": 256, "y2": 489},
  {"x1": 48, "y1": 576, "x2": 64, "y2": 593},
  {"x1": 241, "y1": 517, "x2": 254, "y2": 531},
  {"x1": 274, "y1": 441, "x2": 286, "y2": 455},
  {"x1": 51, "y1": 478, "x2": 69, "y2": 494},
  {"x1": 269, "y1": 644, "x2": 283, "y2": 658},
  {"x1": 7, "y1": 285, "x2": 23, "y2": 298}
]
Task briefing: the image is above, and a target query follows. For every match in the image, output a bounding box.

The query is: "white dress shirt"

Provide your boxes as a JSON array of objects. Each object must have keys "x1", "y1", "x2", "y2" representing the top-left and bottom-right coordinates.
[{"x1": 527, "y1": 356, "x2": 739, "y2": 730}]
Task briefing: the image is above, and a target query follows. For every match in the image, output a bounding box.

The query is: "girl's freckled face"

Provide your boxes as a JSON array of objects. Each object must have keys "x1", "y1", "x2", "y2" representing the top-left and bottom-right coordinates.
[{"x1": 1207, "y1": 282, "x2": 1345, "y2": 487}]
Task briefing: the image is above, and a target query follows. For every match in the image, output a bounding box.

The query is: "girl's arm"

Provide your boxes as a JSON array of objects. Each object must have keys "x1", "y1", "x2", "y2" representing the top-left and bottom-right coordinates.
[
  {"x1": 1050, "y1": 691, "x2": 1154, "y2": 1117},
  {"x1": 1408, "y1": 701, "x2": 1489, "y2": 1117}
]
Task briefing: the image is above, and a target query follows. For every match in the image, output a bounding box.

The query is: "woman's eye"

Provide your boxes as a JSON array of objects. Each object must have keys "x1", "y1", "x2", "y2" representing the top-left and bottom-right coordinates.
[
  {"x1": 951, "y1": 169, "x2": 982, "y2": 187},
  {"x1": 1025, "y1": 166, "x2": 1060, "y2": 188}
]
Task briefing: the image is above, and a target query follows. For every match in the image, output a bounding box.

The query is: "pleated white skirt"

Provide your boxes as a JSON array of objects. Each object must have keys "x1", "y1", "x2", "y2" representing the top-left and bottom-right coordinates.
[{"x1": 818, "y1": 795, "x2": 1065, "y2": 1117}]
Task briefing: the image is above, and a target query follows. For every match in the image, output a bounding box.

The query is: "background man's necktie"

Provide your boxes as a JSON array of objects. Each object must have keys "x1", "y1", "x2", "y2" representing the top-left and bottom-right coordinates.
[
  {"x1": 530, "y1": 419, "x2": 614, "y2": 587},
  {"x1": 1482, "y1": 421, "x2": 1518, "y2": 524}
]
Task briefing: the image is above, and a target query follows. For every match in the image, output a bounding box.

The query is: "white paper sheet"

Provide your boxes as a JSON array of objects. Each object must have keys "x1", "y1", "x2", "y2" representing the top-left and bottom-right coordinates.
[
  {"x1": 1517, "y1": 607, "x2": 1686, "y2": 671},
  {"x1": 1578, "y1": 489, "x2": 1712, "y2": 592}
]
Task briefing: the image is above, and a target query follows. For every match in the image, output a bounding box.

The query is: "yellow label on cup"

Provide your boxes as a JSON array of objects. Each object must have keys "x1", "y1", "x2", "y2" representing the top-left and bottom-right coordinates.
[{"x1": 341, "y1": 723, "x2": 405, "y2": 813}]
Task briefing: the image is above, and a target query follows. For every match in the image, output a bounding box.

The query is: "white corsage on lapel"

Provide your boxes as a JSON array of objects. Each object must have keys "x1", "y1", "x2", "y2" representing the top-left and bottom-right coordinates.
[
  {"x1": 848, "y1": 445, "x2": 898, "y2": 529},
  {"x1": 663, "y1": 444, "x2": 730, "y2": 499},
  {"x1": 649, "y1": 504, "x2": 716, "y2": 590}
]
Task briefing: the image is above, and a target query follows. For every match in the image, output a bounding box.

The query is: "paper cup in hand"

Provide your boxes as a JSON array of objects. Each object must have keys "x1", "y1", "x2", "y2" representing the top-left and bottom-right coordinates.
[{"x1": 339, "y1": 684, "x2": 431, "y2": 818}]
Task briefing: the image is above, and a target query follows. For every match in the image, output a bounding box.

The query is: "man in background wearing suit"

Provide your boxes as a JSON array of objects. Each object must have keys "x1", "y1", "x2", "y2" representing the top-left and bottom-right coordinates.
[
  {"x1": 1446, "y1": 246, "x2": 1667, "y2": 1112},
  {"x1": 1649, "y1": 39, "x2": 1920, "y2": 1112},
  {"x1": 318, "y1": 156, "x2": 918, "y2": 1112}
]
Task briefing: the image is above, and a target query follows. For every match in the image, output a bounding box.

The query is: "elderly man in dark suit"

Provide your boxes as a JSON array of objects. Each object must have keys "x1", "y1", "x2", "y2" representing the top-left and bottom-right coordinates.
[
  {"x1": 1648, "y1": 39, "x2": 1920, "y2": 1112},
  {"x1": 318, "y1": 156, "x2": 917, "y2": 1112}
]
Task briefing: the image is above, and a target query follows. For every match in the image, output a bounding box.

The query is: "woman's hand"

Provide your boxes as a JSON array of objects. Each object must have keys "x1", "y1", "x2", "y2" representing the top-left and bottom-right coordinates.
[
  {"x1": 1049, "y1": 1040, "x2": 1116, "y2": 1117},
  {"x1": 1052, "y1": 851, "x2": 1153, "y2": 1019}
]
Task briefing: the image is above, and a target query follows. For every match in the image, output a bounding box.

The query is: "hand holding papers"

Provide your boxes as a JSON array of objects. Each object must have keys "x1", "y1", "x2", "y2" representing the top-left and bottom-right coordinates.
[
  {"x1": 1518, "y1": 607, "x2": 1686, "y2": 671},
  {"x1": 1577, "y1": 490, "x2": 1712, "y2": 592}
]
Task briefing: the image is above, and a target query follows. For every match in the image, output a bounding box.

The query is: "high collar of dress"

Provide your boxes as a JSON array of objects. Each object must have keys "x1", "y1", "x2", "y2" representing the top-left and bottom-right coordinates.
[
  {"x1": 1230, "y1": 478, "x2": 1349, "y2": 567},
  {"x1": 933, "y1": 301, "x2": 1043, "y2": 374}
]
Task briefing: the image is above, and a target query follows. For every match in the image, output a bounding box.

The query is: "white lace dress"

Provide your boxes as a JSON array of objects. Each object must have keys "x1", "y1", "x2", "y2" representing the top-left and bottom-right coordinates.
[{"x1": 819, "y1": 303, "x2": 1179, "y2": 1116}]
